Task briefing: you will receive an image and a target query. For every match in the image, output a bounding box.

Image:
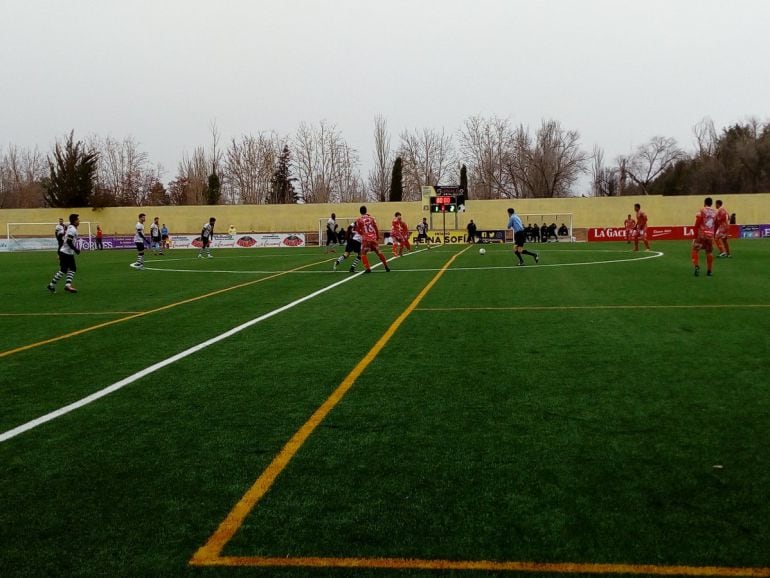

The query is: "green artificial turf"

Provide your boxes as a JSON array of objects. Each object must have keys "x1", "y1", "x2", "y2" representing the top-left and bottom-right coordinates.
[{"x1": 1, "y1": 241, "x2": 768, "y2": 577}]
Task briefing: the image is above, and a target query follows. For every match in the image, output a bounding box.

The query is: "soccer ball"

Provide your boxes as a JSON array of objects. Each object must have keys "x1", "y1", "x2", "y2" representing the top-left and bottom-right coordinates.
[{"x1": 479, "y1": 247, "x2": 486, "y2": 255}]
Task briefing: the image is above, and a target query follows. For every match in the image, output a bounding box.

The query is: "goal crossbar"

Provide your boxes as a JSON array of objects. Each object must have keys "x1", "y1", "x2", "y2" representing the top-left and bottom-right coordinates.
[{"x1": 6, "y1": 221, "x2": 95, "y2": 251}]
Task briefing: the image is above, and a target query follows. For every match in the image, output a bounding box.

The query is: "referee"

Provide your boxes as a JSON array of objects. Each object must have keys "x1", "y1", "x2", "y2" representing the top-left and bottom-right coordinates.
[{"x1": 507, "y1": 208, "x2": 539, "y2": 266}]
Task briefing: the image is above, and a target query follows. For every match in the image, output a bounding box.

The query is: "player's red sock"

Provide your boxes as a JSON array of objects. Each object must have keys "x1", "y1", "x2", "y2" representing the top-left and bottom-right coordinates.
[
  {"x1": 706, "y1": 253, "x2": 713, "y2": 271},
  {"x1": 403, "y1": 240, "x2": 411, "y2": 251},
  {"x1": 361, "y1": 255, "x2": 370, "y2": 270},
  {"x1": 715, "y1": 238, "x2": 724, "y2": 253},
  {"x1": 723, "y1": 239, "x2": 730, "y2": 255},
  {"x1": 691, "y1": 249, "x2": 699, "y2": 267},
  {"x1": 378, "y1": 252, "x2": 388, "y2": 267}
]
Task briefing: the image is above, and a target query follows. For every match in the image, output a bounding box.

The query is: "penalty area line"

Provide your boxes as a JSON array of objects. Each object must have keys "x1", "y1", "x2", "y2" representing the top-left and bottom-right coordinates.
[{"x1": 0, "y1": 265, "x2": 361, "y2": 444}]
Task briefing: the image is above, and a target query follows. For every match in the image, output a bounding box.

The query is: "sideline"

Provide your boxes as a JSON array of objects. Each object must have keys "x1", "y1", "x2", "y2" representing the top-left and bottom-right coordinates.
[
  {"x1": 189, "y1": 246, "x2": 469, "y2": 565},
  {"x1": 0, "y1": 258, "x2": 382, "y2": 443},
  {"x1": 0, "y1": 258, "x2": 328, "y2": 359}
]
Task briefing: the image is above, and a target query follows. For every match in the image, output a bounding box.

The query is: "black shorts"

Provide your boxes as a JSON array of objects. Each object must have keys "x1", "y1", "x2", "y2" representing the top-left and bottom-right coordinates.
[
  {"x1": 58, "y1": 252, "x2": 76, "y2": 273},
  {"x1": 416, "y1": 233, "x2": 428, "y2": 241},
  {"x1": 135, "y1": 242, "x2": 145, "y2": 252},
  {"x1": 151, "y1": 236, "x2": 161, "y2": 244},
  {"x1": 345, "y1": 238, "x2": 362, "y2": 255},
  {"x1": 161, "y1": 234, "x2": 169, "y2": 241},
  {"x1": 514, "y1": 231, "x2": 527, "y2": 247}
]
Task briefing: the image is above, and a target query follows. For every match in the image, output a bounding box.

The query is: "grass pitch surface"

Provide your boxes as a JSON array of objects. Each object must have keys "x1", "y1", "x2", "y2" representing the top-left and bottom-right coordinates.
[{"x1": 1, "y1": 240, "x2": 769, "y2": 577}]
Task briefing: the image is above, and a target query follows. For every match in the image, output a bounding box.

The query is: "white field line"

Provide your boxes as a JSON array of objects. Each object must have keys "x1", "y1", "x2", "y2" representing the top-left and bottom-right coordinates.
[{"x1": 0, "y1": 255, "x2": 401, "y2": 443}]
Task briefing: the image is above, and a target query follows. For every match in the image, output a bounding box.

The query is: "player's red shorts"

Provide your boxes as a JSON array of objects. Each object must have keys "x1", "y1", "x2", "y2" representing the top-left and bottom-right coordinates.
[
  {"x1": 636, "y1": 228, "x2": 646, "y2": 240},
  {"x1": 692, "y1": 236, "x2": 713, "y2": 252},
  {"x1": 716, "y1": 226, "x2": 729, "y2": 239},
  {"x1": 361, "y1": 239, "x2": 379, "y2": 253}
]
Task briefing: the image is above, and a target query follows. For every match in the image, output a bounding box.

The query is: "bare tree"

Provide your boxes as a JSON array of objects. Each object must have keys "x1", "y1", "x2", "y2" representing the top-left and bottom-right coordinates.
[
  {"x1": 0, "y1": 144, "x2": 46, "y2": 208},
  {"x1": 176, "y1": 147, "x2": 209, "y2": 205},
  {"x1": 293, "y1": 120, "x2": 361, "y2": 203},
  {"x1": 692, "y1": 117, "x2": 718, "y2": 158},
  {"x1": 92, "y1": 136, "x2": 159, "y2": 206},
  {"x1": 623, "y1": 136, "x2": 686, "y2": 194},
  {"x1": 397, "y1": 127, "x2": 456, "y2": 200},
  {"x1": 528, "y1": 120, "x2": 589, "y2": 198},
  {"x1": 367, "y1": 115, "x2": 392, "y2": 202},
  {"x1": 501, "y1": 125, "x2": 535, "y2": 198},
  {"x1": 458, "y1": 115, "x2": 514, "y2": 199},
  {"x1": 223, "y1": 133, "x2": 283, "y2": 204},
  {"x1": 591, "y1": 145, "x2": 620, "y2": 196}
]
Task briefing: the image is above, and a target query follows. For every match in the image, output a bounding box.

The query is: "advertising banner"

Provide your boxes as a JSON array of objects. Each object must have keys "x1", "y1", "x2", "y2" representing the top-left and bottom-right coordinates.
[
  {"x1": 408, "y1": 229, "x2": 470, "y2": 245},
  {"x1": 588, "y1": 225, "x2": 742, "y2": 242},
  {"x1": 169, "y1": 233, "x2": 305, "y2": 249},
  {"x1": 740, "y1": 225, "x2": 760, "y2": 239},
  {"x1": 759, "y1": 224, "x2": 770, "y2": 238},
  {"x1": 476, "y1": 230, "x2": 507, "y2": 244}
]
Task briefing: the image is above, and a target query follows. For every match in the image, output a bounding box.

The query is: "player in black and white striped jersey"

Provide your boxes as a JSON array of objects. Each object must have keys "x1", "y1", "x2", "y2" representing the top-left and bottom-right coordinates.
[
  {"x1": 47, "y1": 213, "x2": 80, "y2": 294},
  {"x1": 198, "y1": 217, "x2": 216, "y2": 258},
  {"x1": 130, "y1": 213, "x2": 147, "y2": 270},
  {"x1": 150, "y1": 216, "x2": 163, "y2": 255},
  {"x1": 54, "y1": 217, "x2": 66, "y2": 250}
]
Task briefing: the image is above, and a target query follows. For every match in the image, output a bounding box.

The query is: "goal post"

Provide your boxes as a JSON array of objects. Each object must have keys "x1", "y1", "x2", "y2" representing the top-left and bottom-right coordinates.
[
  {"x1": 5, "y1": 222, "x2": 95, "y2": 251},
  {"x1": 514, "y1": 213, "x2": 575, "y2": 243},
  {"x1": 317, "y1": 217, "x2": 359, "y2": 247}
]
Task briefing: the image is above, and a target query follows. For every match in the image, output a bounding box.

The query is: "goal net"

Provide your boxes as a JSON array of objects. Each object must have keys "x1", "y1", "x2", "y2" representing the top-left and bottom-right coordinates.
[
  {"x1": 5, "y1": 222, "x2": 95, "y2": 251},
  {"x1": 317, "y1": 217, "x2": 359, "y2": 247},
  {"x1": 512, "y1": 213, "x2": 574, "y2": 243}
]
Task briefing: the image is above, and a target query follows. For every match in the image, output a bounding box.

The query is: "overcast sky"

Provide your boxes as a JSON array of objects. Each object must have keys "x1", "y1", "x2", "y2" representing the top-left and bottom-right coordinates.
[{"x1": 2, "y1": 0, "x2": 768, "y2": 193}]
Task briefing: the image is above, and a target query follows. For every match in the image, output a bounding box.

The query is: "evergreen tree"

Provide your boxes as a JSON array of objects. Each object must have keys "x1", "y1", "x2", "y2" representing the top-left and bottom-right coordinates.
[
  {"x1": 207, "y1": 167, "x2": 221, "y2": 205},
  {"x1": 460, "y1": 164, "x2": 468, "y2": 199},
  {"x1": 270, "y1": 145, "x2": 297, "y2": 204},
  {"x1": 389, "y1": 157, "x2": 403, "y2": 202},
  {"x1": 42, "y1": 131, "x2": 99, "y2": 207}
]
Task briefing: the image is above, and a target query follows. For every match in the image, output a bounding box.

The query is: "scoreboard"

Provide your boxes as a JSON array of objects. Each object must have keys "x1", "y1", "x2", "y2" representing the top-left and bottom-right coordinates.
[{"x1": 429, "y1": 195, "x2": 458, "y2": 212}]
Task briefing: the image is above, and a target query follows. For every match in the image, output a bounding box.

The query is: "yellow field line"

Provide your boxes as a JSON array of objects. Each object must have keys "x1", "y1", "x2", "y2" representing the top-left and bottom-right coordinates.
[
  {"x1": 189, "y1": 246, "x2": 469, "y2": 566},
  {"x1": 416, "y1": 304, "x2": 770, "y2": 312},
  {"x1": 203, "y1": 555, "x2": 770, "y2": 576},
  {"x1": 0, "y1": 259, "x2": 327, "y2": 359}
]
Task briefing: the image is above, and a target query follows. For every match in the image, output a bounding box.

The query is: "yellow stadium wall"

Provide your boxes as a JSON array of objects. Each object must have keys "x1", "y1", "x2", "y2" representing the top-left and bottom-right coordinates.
[{"x1": 2, "y1": 194, "x2": 769, "y2": 238}]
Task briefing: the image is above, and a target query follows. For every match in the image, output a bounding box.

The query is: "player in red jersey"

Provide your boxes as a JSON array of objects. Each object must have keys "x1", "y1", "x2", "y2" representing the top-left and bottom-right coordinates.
[
  {"x1": 390, "y1": 212, "x2": 403, "y2": 256},
  {"x1": 355, "y1": 205, "x2": 391, "y2": 273},
  {"x1": 691, "y1": 197, "x2": 717, "y2": 277},
  {"x1": 714, "y1": 199, "x2": 731, "y2": 258},
  {"x1": 623, "y1": 214, "x2": 636, "y2": 244},
  {"x1": 390, "y1": 212, "x2": 411, "y2": 257},
  {"x1": 633, "y1": 203, "x2": 650, "y2": 251}
]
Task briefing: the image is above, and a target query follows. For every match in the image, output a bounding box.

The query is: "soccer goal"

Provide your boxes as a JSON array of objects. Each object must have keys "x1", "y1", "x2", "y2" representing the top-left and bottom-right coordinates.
[
  {"x1": 5, "y1": 222, "x2": 95, "y2": 251},
  {"x1": 317, "y1": 217, "x2": 359, "y2": 247},
  {"x1": 515, "y1": 213, "x2": 575, "y2": 243}
]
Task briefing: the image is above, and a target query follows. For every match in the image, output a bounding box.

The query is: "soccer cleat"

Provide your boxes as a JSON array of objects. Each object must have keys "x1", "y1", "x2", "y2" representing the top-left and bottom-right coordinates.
[
  {"x1": 207, "y1": 254, "x2": 213, "y2": 258},
  {"x1": 129, "y1": 262, "x2": 138, "y2": 268},
  {"x1": 707, "y1": 270, "x2": 713, "y2": 276},
  {"x1": 535, "y1": 253, "x2": 540, "y2": 264},
  {"x1": 197, "y1": 254, "x2": 203, "y2": 259},
  {"x1": 385, "y1": 266, "x2": 391, "y2": 272},
  {"x1": 349, "y1": 266, "x2": 356, "y2": 273},
  {"x1": 47, "y1": 283, "x2": 55, "y2": 293},
  {"x1": 64, "y1": 284, "x2": 77, "y2": 293},
  {"x1": 517, "y1": 262, "x2": 525, "y2": 266},
  {"x1": 694, "y1": 265, "x2": 700, "y2": 276},
  {"x1": 364, "y1": 269, "x2": 372, "y2": 274}
]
